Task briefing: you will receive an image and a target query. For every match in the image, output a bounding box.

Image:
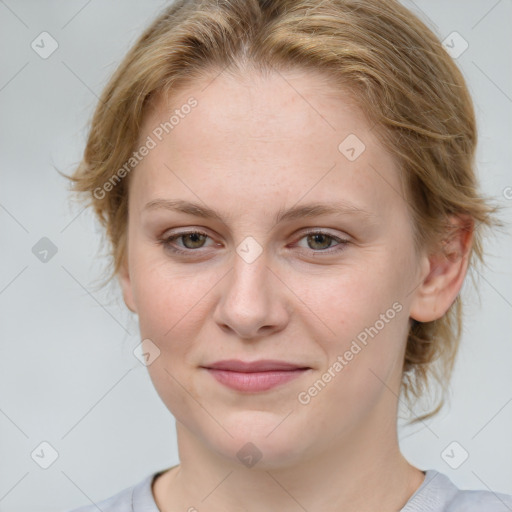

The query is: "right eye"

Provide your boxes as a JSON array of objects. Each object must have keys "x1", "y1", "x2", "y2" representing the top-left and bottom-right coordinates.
[{"x1": 158, "y1": 229, "x2": 218, "y2": 255}]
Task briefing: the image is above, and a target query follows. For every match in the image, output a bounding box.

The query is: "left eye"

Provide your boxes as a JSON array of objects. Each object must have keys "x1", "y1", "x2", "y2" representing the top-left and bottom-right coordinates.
[{"x1": 294, "y1": 231, "x2": 349, "y2": 252}]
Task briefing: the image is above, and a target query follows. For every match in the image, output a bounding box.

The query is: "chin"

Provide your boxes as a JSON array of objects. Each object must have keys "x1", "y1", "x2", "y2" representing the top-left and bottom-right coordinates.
[{"x1": 200, "y1": 414, "x2": 313, "y2": 470}]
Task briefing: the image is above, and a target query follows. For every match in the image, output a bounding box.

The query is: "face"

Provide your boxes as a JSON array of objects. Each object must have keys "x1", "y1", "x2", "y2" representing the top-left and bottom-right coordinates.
[{"x1": 120, "y1": 68, "x2": 427, "y2": 469}]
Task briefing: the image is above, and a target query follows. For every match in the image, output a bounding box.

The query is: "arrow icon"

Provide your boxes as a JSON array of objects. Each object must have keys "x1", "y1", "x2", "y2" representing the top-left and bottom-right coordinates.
[
  {"x1": 338, "y1": 134, "x2": 365, "y2": 161},
  {"x1": 236, "y1": 237, "x2": 262, "y2": 263},
  {"x1": 134, "y1": 339, "x2": 161, "y2": 366},
  {"x1": 31, "y1": 31, "x2": 59, "y2": 59},
  {"x1": 442, "y1": 32, "x2": 468, "y2": 59},
  {"x1": 441, "y1": 441, "x2": 468, "y2": 469},
  {"x1": 31, "y1": 441, "x2": 59, "y2": 469},
  {"x1": 32, "y1": 237, "x2": 58, "y2": 262},
  {"x1": 236, "y1": 441, "x2": 262, "y2": 467}
]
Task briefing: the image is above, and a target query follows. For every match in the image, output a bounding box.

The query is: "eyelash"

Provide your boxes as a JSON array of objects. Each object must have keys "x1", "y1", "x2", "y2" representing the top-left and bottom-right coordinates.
[{"x1": 158, "y1": 229, "x2": 350, "y2": 257}]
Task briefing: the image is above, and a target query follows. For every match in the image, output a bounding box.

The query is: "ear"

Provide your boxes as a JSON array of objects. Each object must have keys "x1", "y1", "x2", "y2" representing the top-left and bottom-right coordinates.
[
  {"x1": 118, "y1": 255, "x2": 138, "y2": 314},
  {"x1": 410, "y1": 215, "x2": 474, "y2": 322}
]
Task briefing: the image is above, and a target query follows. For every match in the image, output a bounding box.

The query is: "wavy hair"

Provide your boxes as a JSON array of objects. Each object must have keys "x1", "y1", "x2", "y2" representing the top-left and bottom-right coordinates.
[{"x1": 64, "y1": 0, "x2": 500, "y2": 422}]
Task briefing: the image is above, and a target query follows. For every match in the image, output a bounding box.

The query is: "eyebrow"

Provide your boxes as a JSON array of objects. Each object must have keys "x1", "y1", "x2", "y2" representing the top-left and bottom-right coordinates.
[{"x1": 143, "y1": 198, "x2": 376, "y2": 227}]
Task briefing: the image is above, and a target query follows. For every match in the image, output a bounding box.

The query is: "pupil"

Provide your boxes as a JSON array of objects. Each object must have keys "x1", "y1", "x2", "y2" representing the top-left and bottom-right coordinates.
[
  {"x1": 309, "y1": 234, "x2": 330, "y2": 249},
  {"x1": 185, "y1": 233, "x2": 204, "y2": 248}
]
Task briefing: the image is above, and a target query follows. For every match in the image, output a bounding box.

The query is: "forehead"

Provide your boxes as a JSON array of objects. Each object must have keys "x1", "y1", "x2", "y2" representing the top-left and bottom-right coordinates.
[
  {"x1": 143, "y1": 67, "x2": 369, "y2": 145},
  {"x1": 131, "y1": 68, "x2": 406, "y2": 224}
]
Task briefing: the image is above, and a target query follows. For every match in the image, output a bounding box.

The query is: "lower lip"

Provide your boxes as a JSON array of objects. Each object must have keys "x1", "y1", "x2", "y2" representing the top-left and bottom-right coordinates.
[{"x1": 205, "y1": 368, "x2": 309, "y2": 392}]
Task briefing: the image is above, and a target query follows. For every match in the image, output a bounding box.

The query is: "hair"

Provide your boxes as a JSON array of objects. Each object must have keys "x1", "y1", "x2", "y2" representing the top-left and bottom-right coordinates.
[{"x1": 63, "y1": 0, "x2": 500, "y2": 422}]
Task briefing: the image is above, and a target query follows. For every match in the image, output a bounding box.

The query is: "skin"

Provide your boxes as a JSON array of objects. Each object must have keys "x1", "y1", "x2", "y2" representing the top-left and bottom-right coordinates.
[{"x1": 119, "y1": 67, "x2": 472, "y2": 512}]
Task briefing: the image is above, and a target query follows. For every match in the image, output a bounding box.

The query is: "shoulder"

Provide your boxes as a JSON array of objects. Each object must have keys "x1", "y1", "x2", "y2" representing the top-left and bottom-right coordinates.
[
  {"x1": 66, "y1": 471, "x2": 160, "y2": 512},
  {"x1": 446, "y1": 488, "x2": 512, "y2": 511},
  {"x1": 402, "y1": 469, "x2": 512, "y2": 512}
]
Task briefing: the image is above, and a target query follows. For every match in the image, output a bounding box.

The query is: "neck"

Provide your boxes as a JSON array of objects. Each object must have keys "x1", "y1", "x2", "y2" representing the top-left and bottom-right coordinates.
[{"x1": 154, "y1": 404, "x2": 425, "y2": 512}]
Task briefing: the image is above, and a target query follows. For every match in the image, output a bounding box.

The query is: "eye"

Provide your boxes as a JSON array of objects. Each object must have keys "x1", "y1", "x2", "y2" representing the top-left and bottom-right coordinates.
[
  {"x1": 294, "y1": 230, "x2": 349, "y2": 254},
  {"x1": 159, "y1": 230, "x2": 215, "y2": 254}
]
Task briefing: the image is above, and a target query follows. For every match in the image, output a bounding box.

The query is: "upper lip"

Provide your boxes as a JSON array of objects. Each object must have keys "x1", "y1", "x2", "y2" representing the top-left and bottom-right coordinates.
[{"x1": 202, "y1": 359, "x2": 310, "y2": 372}]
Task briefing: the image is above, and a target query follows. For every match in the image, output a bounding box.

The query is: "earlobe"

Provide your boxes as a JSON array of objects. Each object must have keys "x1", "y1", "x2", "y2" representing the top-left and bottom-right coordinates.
[
  {"x1": 409, "y1": 216, "x2": 473, "y2": 323},
  {"x1": 118, "y1": 257, "x2": 137, "y2": 314}
]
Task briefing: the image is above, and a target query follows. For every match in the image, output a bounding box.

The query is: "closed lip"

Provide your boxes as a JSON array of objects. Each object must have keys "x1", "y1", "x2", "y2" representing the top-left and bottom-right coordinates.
[{"x1": 201, "y1": 359, "x2": 310, "y2": 372}]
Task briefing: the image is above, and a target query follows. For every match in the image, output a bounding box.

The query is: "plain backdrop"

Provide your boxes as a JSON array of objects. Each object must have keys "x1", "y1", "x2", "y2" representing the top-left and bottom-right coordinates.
[{"x1": 0, "y1": 1, "x2": 511, "y2": 510}]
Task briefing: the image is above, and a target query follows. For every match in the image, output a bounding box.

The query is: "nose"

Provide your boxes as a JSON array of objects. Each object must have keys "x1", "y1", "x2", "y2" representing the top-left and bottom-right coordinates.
[{"x1": 212, "y1": 251, "x2": 290, "y2": 340}]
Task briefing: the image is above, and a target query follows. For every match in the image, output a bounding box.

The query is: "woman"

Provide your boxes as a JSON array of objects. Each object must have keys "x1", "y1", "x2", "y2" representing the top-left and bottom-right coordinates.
[{"x1": 65, "y1": 0, "x2": 512, "y2": 510}]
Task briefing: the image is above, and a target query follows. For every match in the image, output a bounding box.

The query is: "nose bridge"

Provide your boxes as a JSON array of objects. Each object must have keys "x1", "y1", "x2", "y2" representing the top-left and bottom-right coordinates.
[
  {"x1": 213, "y1": 245, "x2": 288, "y2": 338},
  {"x1": 228, "y1": 248, "x2": 272, "y2": 311},
  {"x1": 229, "y1": 232, "x2": 271, "y2": 293}
]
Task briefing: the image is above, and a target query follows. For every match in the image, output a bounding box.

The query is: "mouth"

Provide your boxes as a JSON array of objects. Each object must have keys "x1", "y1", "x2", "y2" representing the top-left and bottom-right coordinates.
[{"x1": 200, "y1": 359, "x2": 311, "y2": 392}]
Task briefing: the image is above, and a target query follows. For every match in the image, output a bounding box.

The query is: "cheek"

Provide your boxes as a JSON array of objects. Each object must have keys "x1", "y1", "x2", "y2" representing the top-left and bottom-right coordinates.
[
  {"x1": 296, "y1": 288, "x2": 407, "y2": 437},
  {"x1": 288, "y1": 255, "x2": 405, "y2": 334},
  {"x1": 290, "y1": 255, "x2": 409, "y2": 386},
  {"x1": 130, "y1": 250, "x2": 218, "y2": 339},
  {"x1": 131, "y1": 261, "x2": 211, "y2": 425}
]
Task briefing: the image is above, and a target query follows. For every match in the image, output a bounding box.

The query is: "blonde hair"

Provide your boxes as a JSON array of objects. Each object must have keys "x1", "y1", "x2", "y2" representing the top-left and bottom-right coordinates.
[{"x1": 64, "y1": 0, "x2": 499, "y2": 422}]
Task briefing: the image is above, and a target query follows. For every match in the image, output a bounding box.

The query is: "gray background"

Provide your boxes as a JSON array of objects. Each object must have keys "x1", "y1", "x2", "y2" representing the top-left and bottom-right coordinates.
[{"x1": 0, "y1": 1, "x2": 511, "y2": 510}]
